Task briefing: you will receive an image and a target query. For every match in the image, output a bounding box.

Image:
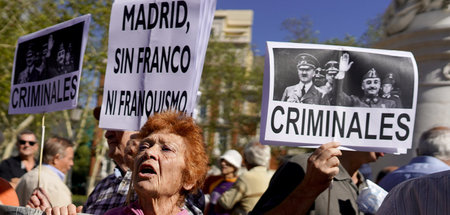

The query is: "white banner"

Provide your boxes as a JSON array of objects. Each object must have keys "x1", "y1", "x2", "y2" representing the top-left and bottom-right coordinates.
[
  {"x1": 100, "y1": 0, "x2": 216, "y2": 131},
  {"x1": 9, "y1": 15, "x2": 91, "y2": 114},
  {"x1": 260, "y1": 42, "x2": 418, "y2": 154}
]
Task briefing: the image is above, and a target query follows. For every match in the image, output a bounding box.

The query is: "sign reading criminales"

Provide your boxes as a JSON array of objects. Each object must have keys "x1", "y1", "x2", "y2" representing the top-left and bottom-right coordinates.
[{"x1": 260, "y1": 42, "x2": 418, "y2": 153}]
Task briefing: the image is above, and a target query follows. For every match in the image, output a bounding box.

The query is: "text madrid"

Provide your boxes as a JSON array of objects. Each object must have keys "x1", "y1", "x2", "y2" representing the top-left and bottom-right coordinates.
[{"x1": 270, "y1": 105, "x2": 411, "y2": 141}]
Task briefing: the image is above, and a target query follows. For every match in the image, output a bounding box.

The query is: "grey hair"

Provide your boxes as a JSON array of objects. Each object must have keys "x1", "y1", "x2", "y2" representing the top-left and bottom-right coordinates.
[
  {"x1": 16, "y1": 130, "x2": 36, "y2": 142},
  {"x1": 43, "y1": 136, "x2": 73, "y2": 164},
  {"x1": 244, "y1": 140, "x2": 271, "y2": 167},
  {"x1": 417, "y1": 127, "x2": 450, "y2": 160}
]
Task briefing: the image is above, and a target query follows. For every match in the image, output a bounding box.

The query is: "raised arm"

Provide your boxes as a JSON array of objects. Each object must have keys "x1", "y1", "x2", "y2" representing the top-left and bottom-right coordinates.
[
  {"x1": 335, "y1": 53, "x2": 353, "y2": 80},
  {"x1": 264, "y1": 142, "x2": 341, "y2": 215}
]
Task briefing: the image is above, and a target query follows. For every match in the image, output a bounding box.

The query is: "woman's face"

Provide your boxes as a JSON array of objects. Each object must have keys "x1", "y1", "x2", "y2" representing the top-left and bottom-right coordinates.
[
  {"x1": 133, "y1": 130, "x2": 191, "y2": 198},
  {"x1": 220, "y1": 159, "x2": 236, "y2": 176}
]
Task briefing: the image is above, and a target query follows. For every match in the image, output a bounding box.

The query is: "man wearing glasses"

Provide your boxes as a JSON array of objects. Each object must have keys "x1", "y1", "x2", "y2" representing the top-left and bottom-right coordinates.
[{"x1": 0, "y1": 130, "x2": 38, "y2": 187}]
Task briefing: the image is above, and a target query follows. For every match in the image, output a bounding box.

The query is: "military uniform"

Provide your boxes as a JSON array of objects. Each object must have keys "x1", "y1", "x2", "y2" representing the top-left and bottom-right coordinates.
[
  {"x1": 381, "y1": 73, "x2": 403, "y2": 108},
  {"x1": 338, "y1": 94, "x2": 397, "y2": 108},
  {"x1": 282, "y1": 83, "x2": 328, "y2": 105},
  {"x1": 281, "y1": 53, "x2": 329, "y2": 105},
  {"x1": 336, "y1": 68, "x2": 397, "y2": 108}
]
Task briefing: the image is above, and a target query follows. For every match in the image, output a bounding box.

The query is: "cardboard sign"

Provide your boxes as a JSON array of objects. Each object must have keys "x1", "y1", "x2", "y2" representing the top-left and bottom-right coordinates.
[
  {"x1": 260, "y1": 42, "x2": 418, "y2": 153},
  {"x1": 9, "y1": 15, "x2": 91, "y2": 114},
  {"x1": 100, "y1": 0, "x2": 216, "y2": 131}
]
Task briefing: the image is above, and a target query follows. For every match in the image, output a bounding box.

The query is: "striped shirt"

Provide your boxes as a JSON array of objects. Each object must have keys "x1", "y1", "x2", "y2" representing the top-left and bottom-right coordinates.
[{"x1": 377, "y1": 170, "x2": 450, "y2": 215}]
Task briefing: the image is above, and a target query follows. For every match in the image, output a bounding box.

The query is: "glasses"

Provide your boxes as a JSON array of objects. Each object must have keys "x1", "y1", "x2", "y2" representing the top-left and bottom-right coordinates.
[{"x1": 19, "y1": 140, "x2": 37, "y2": 146}]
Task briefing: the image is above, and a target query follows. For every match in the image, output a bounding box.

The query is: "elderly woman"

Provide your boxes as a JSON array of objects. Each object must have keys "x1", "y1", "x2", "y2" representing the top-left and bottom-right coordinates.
[
  {"x1": 205, "y1": 149, "x2": 242, "y2": 215},
  {"x1": 105, "y1": 111, "x2": 209, "y2": 215},
  {"x1": 216, "y1": 141, "x2": 272, "y2": 214}
]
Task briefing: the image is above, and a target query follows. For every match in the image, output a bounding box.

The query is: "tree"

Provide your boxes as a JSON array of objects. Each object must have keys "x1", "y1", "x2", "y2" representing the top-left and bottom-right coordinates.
[
  {"x1": 199, "y1": 40, "x2": 263, "y2": 160},
  {"x1": 281, "y1": 17, "x2": 319, "y2": 43},
  {"x1": 0, "y1": 0, "x2": 112, "y2": 193}
]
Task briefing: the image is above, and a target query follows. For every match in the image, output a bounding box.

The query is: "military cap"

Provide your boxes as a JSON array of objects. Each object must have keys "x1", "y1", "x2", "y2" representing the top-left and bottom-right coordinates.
[
  {"x1": 382, "y1": 73, "x2": 396, "y2": 85},
  {"x1": 295, "y1": 53, "x2": 319, "y2": 69},
  {"x1": 324, "y1": 60, "x2": 339, "y2": 75},
  {"x1": 362, "y1": 68, "x2": 380, "y2": 80}
]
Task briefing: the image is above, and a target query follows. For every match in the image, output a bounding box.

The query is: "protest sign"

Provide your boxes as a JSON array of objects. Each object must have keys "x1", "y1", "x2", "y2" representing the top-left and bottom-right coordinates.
[
  {"x1": 8, "y1": 15, "x2": 91, "y2": 114},
  {"x1": 260, "y1": 42, "x2": 418, "y2": 153},
  {"x1": 100, "y1": 0, "x2": 216, "y2": 131}
]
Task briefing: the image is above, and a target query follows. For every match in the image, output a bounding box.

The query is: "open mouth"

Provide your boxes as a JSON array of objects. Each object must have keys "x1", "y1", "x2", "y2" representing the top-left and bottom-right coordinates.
[{"x1": 139, "y1": 164, "x2": 157, "y2": 175}]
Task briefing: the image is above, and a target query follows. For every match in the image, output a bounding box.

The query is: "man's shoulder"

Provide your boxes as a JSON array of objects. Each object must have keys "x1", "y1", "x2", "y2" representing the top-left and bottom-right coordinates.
[
  {"x1": 284, "y1": 84, "x2": 299, "y2": 91},
  {"x1": 378, "y1": 97, "x2": 396, "y2": 107},
  {"x1": 91, "y1": 173, "x2": 118, "y2": 191},
  {"x1": 288, "y1": 153, "x2": 311, "y2": 166},
  {"x1": 0, "y1": 156, "x2": 20, "y2": 165},
  {"x1": 21, "y1": 167, "x2": 39, "y2": 179}
]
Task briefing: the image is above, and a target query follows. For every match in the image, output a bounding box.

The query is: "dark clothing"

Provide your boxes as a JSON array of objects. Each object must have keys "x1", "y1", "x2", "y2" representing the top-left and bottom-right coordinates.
[
  {"x1": 250, "y1": 153, "x2": 366, "y2": 215},
  {"x1": 335, "y1": 79, "x2": 396, "y2": 108},
  {"x1": 83, "y1": 168, "x2": 132, "y2": 214},
  {"x1": 282, "y1": 83, "x2": 329, "y2": 105},
  {"x1": 0, "y1": 156, "x2": 36, "y2": 182},
  {"x1": 381, "y1": 94, "x2": 403, "y2": 108}
]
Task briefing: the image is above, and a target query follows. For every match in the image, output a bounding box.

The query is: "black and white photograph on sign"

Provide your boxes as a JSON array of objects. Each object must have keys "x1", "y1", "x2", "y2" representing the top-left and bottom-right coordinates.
[
  {"x1": 9, "y1": 15, "x2": 90, "y2": 115},
  {"x1": 260, "y1": 42, "x2": 418, "y2": 153},
  {"x1": 272, "y1": 48, "x2": 414, "y2": 109},
  {"x1": 13, "y1": 22, "x2": 83, "y2": 85}
]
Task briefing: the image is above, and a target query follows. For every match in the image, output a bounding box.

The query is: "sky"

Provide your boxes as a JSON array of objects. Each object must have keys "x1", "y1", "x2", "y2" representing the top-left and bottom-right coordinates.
[{"x1": 216, "y1": 0, "x2": 392, "y2": 55}]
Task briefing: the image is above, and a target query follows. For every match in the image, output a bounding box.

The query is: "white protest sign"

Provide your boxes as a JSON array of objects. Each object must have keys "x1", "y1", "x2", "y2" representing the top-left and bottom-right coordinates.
[
  {"x1": 100, "y1": 0, "x2": 216, "y2": 131},
  {"x1": 260, "y1": 42, "x2": 418, "y2": 154},
  {"x1": 9, "y1": 15, "x2": 91, "y2": 114}
]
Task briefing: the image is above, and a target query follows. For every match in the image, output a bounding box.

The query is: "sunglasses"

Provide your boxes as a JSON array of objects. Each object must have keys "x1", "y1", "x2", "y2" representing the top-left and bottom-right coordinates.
[{"x1": 19, "y1": 140, "x2": 37, "y2": 146}]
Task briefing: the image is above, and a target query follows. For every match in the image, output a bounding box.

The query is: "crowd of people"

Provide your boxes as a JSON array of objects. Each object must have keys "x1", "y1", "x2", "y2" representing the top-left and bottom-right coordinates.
[
  {"x1": 0, "y1": 109, "x2": 448, "y2": 215},
  {"x1": 1, "y1": 54, "x2": 449, "y2": 214}
]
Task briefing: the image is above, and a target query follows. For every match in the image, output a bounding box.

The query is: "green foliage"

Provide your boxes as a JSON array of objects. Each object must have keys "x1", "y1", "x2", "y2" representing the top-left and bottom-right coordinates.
[
  {"x1": 281, "y1": 17, "x2": 319, "y2": 43},
  {"x1": 71, "y1": 143, "x2": 91, "y2": 195},
  {"x1": 200, "y1": 41, "x2": 263, "y2": 156},
  {"x1": 359, "y1": 14, "x2": 385, "y2": 46},
  {"x1": 0, "y1": 0, "x2": 111, "y2": 178},
  {"x1": 72, "y1": 194, "x2": 88, "y2": 206},
  {"x1": 281, "y1": 15, "x2": 384, "y2": 47}
]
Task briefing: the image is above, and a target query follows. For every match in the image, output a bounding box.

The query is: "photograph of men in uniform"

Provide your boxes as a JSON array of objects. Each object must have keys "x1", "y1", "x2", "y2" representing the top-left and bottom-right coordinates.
[
  {"x1": 281, "y1": 53, "x2": 328, "y2": 105},
  {"x1": 381, "y1": 73, "x2": 403, "y2": 108},
  {"x1": 16, "y1": 45, "x2": 35, "y2": 84},
  {"x1": 335, "y1": 53, "x2": 396, "y2": 108},
  {"x1": 314, "y1": 60, "x2": 339, "y2": 105}
]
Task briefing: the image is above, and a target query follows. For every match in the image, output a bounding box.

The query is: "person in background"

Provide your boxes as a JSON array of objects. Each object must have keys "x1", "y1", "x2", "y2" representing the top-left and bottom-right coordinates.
[
  {"x1": 375, "y1": 166, "x2": 398, "y2": 184},
  {"x1": 82, "y1": 106, "x2": 138, "y2": 214},
  {"x1": 377, "y1": 169, "x2": 450, "y2": 215},
  {"x1": 217, "y1": 141, "x2": 273, "y2": 214},
  {"x1": 0, "y1": 130, "x2": 38, "y2": 188},
  {"x1": 206, "y1": 149, "x2": 243, "y2": 215},
  {"x1": 378, "y1": 126, "x2": 450, "y2": 191},
  {"x1": 15, "y1": 136, "x2": 74, "y2": 207},
  {"x1": 250, "y1": 143, "x2": 384, "y2": 215}
]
